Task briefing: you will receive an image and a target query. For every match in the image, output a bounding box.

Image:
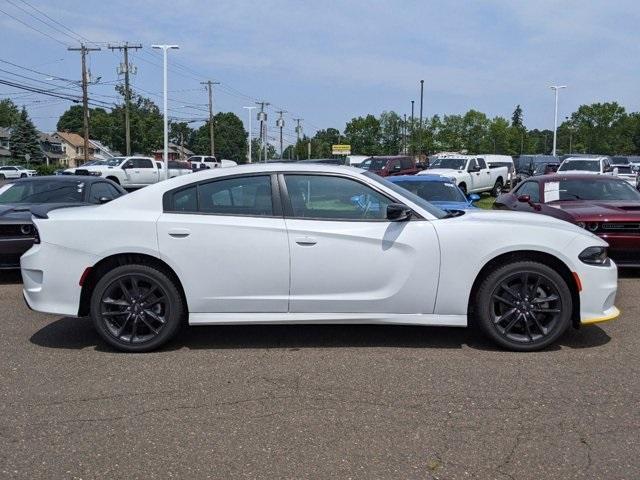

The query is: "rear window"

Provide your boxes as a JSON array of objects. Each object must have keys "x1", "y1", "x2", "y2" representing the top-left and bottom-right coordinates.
[{"x1": 0, "y1": 180, "x2": 84, "y2": 204}]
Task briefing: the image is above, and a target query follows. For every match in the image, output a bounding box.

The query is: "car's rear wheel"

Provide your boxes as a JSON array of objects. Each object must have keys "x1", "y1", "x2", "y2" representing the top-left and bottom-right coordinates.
[
  {"x1": 491, "y1": 179, "x2": 503, "y2": 197},
  {"x1": 458, "y1": 182, "x2": 467, "y2": 195},
  {"x1": 474, "y1": 261, "x2": 572, "y2": 351},
  {"x1": 90, "y1": 264, "x2": 184, "y2": 352}
]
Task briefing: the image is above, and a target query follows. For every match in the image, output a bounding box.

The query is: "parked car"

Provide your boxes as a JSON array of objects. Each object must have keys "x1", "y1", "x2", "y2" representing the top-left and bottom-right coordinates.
[
  {"x1": 0, "y1": 165, "x2": 37, "y2": 180},
  {"x1": 514, "y1": 155, "x2": 559, "y2": 174},
  {"x1": 477, "y1": 155, "x2": 515, "y2": 188},
  {"x1": 154, "y1": 160, "x2": 193, "y2": 178},
  {"x1": 63, "y1": 160, "x2": 108, "y2": 174},
  {"x1": 494, "y1": 174, "x2": 640, "y2": 267},
  {"x1": 22, "y1": 164, "x2": 617, "y2": 353},
  {"x1": 388, "y1": 174, "x2": 479, "y2": 211},
  {"x1": 0, "y1": 176, "x2": 125, "y2": 269},
  {"x1": 345, "y1": 155, "x2": 371, "y2": 167},
  {"x1": 297, "y1": 158, "x2": 347, "y2": 165},
  {"x1": 557, "y1": 156, "x2": 615, "y2": 175},
  {"x1": 67, "y1": 156, "x2": 188, "y2": 188},
  {"x1": 609, "y1": 156, "x2": 638, "y2": 186},
  {"x1": 188, "y1": 156, "x2": 238, "y2": 170},
  {"x1": 423, "y1": 156, "x2": 508, "y2": 196},
  {"x1": 359, "y1": 156, "x2": 420, "y2": 177},
  {"x1": 511, "y1": 161, "x2": 560, "y2": 188}
]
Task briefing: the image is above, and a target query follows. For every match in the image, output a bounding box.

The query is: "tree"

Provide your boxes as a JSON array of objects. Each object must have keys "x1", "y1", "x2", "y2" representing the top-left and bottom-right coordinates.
[
  {"x1": 169, "y1": 121, "x2": 195, "y2": 152},
  {"x1": 56, "y1": 104, "x2": 84, "y2": 134},
  {"x1": 568, "y1": 102, "x2": 627, "y2": 154},
  {"x1": 379, "y1": 111, "x2": 403, "y2": 155},
  {"x1": 344, "y1": 114, "x2": 381, "y2": 155},
  {"x1": 437, "y1": 114, "x2": 465, "y2": 151},
  {"x1": 511, "y1": 105, "x2": 523, "y2": 129},
  {"x1": 191, "y1": 112, "x2": 247, "y2": 162},
  {"x1": 462, "y1": 110, "x2": 490, "y2": 153},
  {"x1": 10, "y1": 107, "x2": 41, "y2": 161},
  {"x1": 310, "y1": 127, "x2": 341, "y2": 157},
  {"x1": 0, "y1": 99, "x2": 20, "y2": 128}
]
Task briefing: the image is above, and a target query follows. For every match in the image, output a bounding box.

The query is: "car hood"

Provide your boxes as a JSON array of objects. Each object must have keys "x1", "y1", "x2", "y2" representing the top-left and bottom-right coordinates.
[
  {"x1": 422, "y1": 169, "x2": 464, "y2": 177},
  {"x1": 552, "y1": 200, "x2": 640, "y2": 221},
  {"x1": 0, "y1": 204, "x2": 33, "y2": 222}
]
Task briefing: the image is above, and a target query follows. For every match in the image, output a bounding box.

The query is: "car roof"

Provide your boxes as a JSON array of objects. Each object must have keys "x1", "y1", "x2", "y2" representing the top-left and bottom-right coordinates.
[{"x1": 389, "y1": 174, "x2": 452, "y2": 183}]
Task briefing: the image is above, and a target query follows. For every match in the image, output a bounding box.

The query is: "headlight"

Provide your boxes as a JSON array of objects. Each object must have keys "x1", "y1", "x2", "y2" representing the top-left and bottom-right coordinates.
[
  {"x1": 579, "y1": 246, "x2": 609, "y2": 266},
  {"x1": 586, "y1": 222, "x2": 599, "y2": 232},
  {"x1": 577, "y1": 222, "x2": 586, "y2": 229}
]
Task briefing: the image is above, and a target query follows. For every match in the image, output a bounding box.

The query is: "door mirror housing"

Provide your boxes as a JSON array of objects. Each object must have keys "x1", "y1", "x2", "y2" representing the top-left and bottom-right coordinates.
[
  {"x1": 517, "y1": 194, "x2": 531, "y2": 203},
  {"x1": 386, "y1": 203, "x2": 412, "y2": 222},
  {"x1": 122, "y1": 161, "x2": 133, "y2": 169},
  {"x1": 391, "y1": 164, "x2": 402, "y2": 172},
  {"x1": 468, "y1": 193, "x2": 481, "y2": 202},
  {"x1": 613, "y1": 167, "x2": 619, "y2": 175}
]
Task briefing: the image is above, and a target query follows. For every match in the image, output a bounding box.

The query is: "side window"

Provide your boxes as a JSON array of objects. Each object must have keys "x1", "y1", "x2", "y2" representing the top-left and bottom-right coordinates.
[
  {"x1": 198, "y1": 175, "x2": 273, "y2": 216},
  {"x1": 476, "y1": 158, "x2": 487, "y2": 169},
  {"x1": 400, "y1": 158, "x2": 413, "y2": 169},
  {"x1": 467, "y1": 159, "x2": 477, "y2": 171},
  {"x1": 135, "y1": 158, "x2": 154, "y2": 169},
  {"x1": 388, "y1": 160, "x2": 400, "y2": 171},
  {"x1": 283, "y1": 174, "x2": 393, "y2": 220},
  {"x1": 516, "y1": 182, "x2": 540, "y2": 202},
  {"x1": 89, "y1": 182, "x2": 119, "y2": 203},
  {"x1": 122, "y1": 159, "x2": 134, "y2": 169},
  {"x1": 171, "y1": 186, "x2": 198, "y2": 212}
]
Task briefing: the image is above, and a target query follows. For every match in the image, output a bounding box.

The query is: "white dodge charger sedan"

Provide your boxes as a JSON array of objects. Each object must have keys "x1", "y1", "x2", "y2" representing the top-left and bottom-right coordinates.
[{"x1": 21, "y1": 164, "x2": 619, "y2": 352}]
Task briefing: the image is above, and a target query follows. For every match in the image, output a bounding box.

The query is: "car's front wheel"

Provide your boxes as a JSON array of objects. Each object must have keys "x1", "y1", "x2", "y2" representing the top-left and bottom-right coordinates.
[
  {"x1": 90, "y1": 264, "x2": 185, "y2": 352},
  {"x1": 474, "y1": 261, "x2": 572, "y2": 351},
  {"x1": 20, "y1": 173, "x2": 27, "y2": 178}
]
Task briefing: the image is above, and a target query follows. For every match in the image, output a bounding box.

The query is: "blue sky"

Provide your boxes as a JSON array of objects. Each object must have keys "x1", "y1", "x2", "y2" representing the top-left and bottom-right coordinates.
[{"x1": 1, "y1": 0, "x2": 638, "y2": 146}]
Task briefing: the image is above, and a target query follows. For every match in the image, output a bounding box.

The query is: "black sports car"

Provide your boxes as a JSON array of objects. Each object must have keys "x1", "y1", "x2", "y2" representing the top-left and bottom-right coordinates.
[{"x1": 0, "y1": 176, "x2": 126, "y2": 269}]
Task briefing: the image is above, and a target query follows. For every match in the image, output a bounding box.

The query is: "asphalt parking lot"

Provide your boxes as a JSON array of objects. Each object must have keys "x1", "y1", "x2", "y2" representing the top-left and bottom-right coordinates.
[{"x1": 0, "y1": 270, "x2": 638, "y2": 480}]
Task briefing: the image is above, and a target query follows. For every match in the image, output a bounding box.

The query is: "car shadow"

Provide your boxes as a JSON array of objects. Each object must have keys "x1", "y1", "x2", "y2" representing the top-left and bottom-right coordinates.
[{"x1": 30, "y1": 317, "x2": 611, "y2": 353}]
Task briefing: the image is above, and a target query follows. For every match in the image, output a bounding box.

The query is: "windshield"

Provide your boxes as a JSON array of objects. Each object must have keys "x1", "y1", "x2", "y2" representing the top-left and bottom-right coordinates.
[
  {"x1": 0, "y1": 180, "x2": 84, "y2": 204},
  {"x1": 428, "y1": 158, "x2": 467, "y2": 170},
  {"x1": 558, "y1": 160, "x2": 600, "y2": 172},
  {"x1": 392, "y1": 180, "x2": 467, "y2": 203},
  {"x1": 544, "y1": 179, "x2": 640, "y2": 203},
  {"x1": 80, "y1": 160, "x2": 106, "y2": 167},
  {"x1": 359, "y1": 158, "x2": 387, "y2": 171},
  {"x1": 105, "y1": 157, "x2": 125, "y2": 167},
  {"x1": 362, "y1": 172, "x2": 447, "y2": 219}
]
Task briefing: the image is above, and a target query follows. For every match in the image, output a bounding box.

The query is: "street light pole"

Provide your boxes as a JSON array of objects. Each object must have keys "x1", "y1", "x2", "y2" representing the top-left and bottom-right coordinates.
[
  {"x1": 243, "y1": 106, "x2": 256, "y2": 163},
  {"x1": 550, "y1": 85, "x2": 566, "y2": 157},
  {"x1": 152, "y1": 44, "x2": 179, "y2": 179}
]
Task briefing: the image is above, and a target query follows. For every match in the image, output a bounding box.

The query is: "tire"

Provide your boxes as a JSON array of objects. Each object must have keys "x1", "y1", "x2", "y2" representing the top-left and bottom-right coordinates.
[
  {"x1": 473, "y1": 261, "x2": 572, "y2": 352},
  {"x1": 90, "y1": 264, "x2": 185, "y2": 352},
  {"x1": 20, "y1": 173, "x2": 27, "y2": 178},
  {"x1": 491, "y1": 178, "x2": 503, "y2": 197},
  {"x1": 0, "y1": 174, "x2": 5, "y2": 180},
  {"x1": 106, "y1": 176, "x2": 120, "y2": 185},
  {"x1": 458, "y1": 183, "x2": 467, "y2": 195}
]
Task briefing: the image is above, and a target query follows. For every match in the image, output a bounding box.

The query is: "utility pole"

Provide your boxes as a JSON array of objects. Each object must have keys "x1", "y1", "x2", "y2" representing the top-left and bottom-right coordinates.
[
  {"x1": 403, "y1": 113, "x2": 407, "y2": 154},
  {"x1": 68, "y1": 43, "x2": 100, "y2": 165},
  {"x1": 549, "y1": 85, "x2": 567, "y2": 156},
  {"x1": 410, "y1": 100, "x2": 415, "y2": 155},
  {"x1": 255, "y1": 101, "x2": 270, "y2": 162},
  {"x1": 108, "y1": 42, "x2": 142, "y2": 156},
  {"x1": 276, "y1": 110, "x2": 287, "y2": 158},
  {"x1": 201, "y1": 80, "x2": 220, "y2": 157},
  {"x1": 419, "y1": 80, "x2": 424, "y2": 128},
  {"x1": 294, "y1": 118, "x2": 303, "y2": 160},
  {"x1": 243, "y1": 106, "x2": 256, "y2": 163}
]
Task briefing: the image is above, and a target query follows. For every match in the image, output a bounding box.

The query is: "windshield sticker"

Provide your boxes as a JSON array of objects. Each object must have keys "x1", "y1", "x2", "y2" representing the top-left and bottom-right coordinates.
[{"x1": 544, "y1": 182, "x2": 560, "y2": 202}]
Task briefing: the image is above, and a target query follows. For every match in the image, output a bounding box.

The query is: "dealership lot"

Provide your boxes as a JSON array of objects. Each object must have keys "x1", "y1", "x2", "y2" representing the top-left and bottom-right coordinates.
[{"x1": 0, "y1": 270, "x2": 638, "y2": 479}]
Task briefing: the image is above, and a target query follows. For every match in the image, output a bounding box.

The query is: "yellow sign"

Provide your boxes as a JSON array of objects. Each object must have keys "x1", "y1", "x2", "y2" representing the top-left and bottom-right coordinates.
[{"x1": 332, "y1": 144, "x2": 351, "y2": 155}]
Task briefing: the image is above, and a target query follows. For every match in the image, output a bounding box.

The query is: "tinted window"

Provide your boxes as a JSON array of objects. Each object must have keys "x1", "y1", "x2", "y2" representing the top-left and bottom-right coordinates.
[
  {"x1": 171, "y1": 186, "x2": 198, "y2": 212},
  {"x1": 198, "y1": 176, "x2": 273, "y2": 216},
  {"x1": 284, "y1": 174, "x2": 393, "y2": 220},
  {"x1": 400, "y1": 158, "x2": 413, "y2": 169},
  {"x1": 558, "y1": 160, "x2": 600, "y2": 172},
  {"x1": 428, "y1": 158, "x2": 467, "y2": 170},
  {"x1": 134, "y1": 158, "x2": 154, "y2": 168},
  {"x1": 468, "y1": 159, "x2": 477, "y2": 171},
  {"x1": 543, "y1": 179, "x2": 640, "y2": 203},
  {"x1": 89, "y1": 182, "x2": 121, "y2": 203},
  {"x1": 476, "y1": 158, "x2": 487, "y2": 169},
  {"x1": 0, "y1": 180, "x2": 84, "y2": 204},
  {"x1": 516, "y1": 182, "x2": 540, "y2": 202},
  {"x1": 393, "y1": 180, "x2": 467, "y2": 203}
]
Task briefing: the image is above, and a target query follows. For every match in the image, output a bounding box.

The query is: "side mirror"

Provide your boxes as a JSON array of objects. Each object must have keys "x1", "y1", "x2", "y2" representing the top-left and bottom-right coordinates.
[
  {"x1": 122, "y1": 162, "x2": 133, "y2": 169},
  {"x1": 391, "y1": 164, "x2": 402, "y2": 172},
  {"x1": 613, "y1": 167, "x2": 619, "y2": 175},
  {"x1": 386, "y1": 203, "x2": 412, "y2": 222},
  {"x1": 468, "y1": 193, "x2": 481, "y2": 202},
  {"x1": 98, "y1": 196, "x2": 112, "y2": 204},
  {"x1": 517, "y1": 194, "x2": 541, "y2": 210}
]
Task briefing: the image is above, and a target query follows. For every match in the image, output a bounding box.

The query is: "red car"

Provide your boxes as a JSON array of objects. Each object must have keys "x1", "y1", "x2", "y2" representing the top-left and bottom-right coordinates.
[
  {"x1": 494, "y1": 174, "x2": 640, "y2": 267},
  {"x1": 359, "y1": 156, "x2": 420, "y2": 177}
]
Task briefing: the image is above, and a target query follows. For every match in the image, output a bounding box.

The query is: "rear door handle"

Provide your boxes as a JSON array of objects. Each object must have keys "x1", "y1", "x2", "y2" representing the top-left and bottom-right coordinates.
[
  {"x1": 295, "y1": 236, "x2": 317, "y2": 246},
  {"x1": 168, "y1": 228, "x2": 190, "y2": 238}
]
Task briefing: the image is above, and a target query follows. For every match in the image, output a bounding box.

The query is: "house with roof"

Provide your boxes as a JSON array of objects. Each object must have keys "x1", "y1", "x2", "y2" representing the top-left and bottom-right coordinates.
[
  {"x1": 152, "y1": 142, "x2": 194, "y2": 161},
  {"x1": 89, "y1": 139, "x2": 120, "y2": 161},
  {"x1": 39, "y1": 133, "x2": 66, "y2": 165},
  {"x1": 54, "y1": 131, "x2": 95, "y2": 167}
]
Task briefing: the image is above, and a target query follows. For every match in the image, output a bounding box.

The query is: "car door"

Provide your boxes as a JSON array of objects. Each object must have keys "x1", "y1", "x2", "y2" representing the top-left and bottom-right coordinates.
[
  {"x1": 133, "y1": 158, "x2": 158, "y2": 184},
  {"x1": 476, "y1": 158, "x2": 492, "y2": 189},
  {"x1": 157, "y1": 173, "x2": 289, "y2": 313},
  {"x1": 280, "y1": 173, "x2": 440, "y2": 314},
  {"x1": 501, "y1": 180, "x2": 542, "y2": 213},
  {"x1": 467, "y1": 159, "x2": 483, "y2": 191}
]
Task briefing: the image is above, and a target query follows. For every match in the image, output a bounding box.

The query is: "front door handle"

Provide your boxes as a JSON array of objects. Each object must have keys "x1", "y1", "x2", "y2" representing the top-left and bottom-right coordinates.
[
  {"x1": 168, "y1": 228, "x2": 190, "y2": 238},
  {"x1": 295, "y1": 236, "x2": 317, "y2": 246}
]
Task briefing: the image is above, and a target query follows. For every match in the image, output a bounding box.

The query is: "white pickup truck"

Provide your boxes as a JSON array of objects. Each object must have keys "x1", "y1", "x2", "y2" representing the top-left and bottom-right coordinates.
[
  {"x1": 421, "y1": 156, "x2": 508, "y2": 196},
  {"x1": 66, "y1": 156, "x2": 190, "y2": 189}
]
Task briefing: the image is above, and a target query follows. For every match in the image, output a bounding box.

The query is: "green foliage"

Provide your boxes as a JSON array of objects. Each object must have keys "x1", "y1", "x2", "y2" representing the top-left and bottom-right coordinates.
[
  {"x1": 35, "y1": 164, "x2": 58, "y2": 176},
  {"x1": 344, "y1": 115, "x2": 381, "y2": 155},
  {"x1": 0, "y1": 99, "x2": 20, "y2": 128},
  {"x1": 511, "y1": 105, "x2": 523, "y2": 128},
  {"x1": 10, "y1": 108, "x2": 41, "y2": 161},
  {"x1": 56, "y1": 104, "x2": 84, "y2": 133},
  {"x1": 191, "y1": 112, "x2": 247, "y2": 162}
]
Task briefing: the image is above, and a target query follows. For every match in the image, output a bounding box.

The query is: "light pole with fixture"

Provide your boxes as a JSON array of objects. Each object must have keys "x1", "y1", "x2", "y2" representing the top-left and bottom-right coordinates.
[
  {"x1": 243, "y1": 106, "x2": 256, "y2": 163},
  {"x1": 151, "y1": 44, "x2": 179, "y2": 179}
]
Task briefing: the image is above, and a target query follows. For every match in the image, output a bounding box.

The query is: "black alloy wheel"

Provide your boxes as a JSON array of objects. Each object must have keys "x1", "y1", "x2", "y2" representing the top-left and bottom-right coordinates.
[
  {"x1": 491, "y1": 179, "x2": 503, "y2": 197},
  {"x1": 475, "y1": 261, "x2": 572, "y2": 351},
  {"x1": 90, "y1": 264, "x2": 184, "y2": 352}
]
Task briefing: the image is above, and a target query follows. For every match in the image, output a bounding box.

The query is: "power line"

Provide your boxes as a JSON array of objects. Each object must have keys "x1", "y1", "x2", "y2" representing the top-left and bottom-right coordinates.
[
  {"x1": 4, "y1": 0, "x2": 81, "y2": 44},
  {"x1": 0, "y1": 5, "x2": 69, "y2": 46},
  {"x1": 16, "y1": 0, "x2": 90, "y2": 43}
]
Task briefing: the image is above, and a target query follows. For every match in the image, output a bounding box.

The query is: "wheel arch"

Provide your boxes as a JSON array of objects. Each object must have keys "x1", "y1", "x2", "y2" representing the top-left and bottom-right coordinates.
[
  {"x1": 105, "y1": 175, "x2": 120, "y2": 184},
  {"x1": 467, "y1": 250, "x2": 581, "y2": 329},
  {"x1": 78, "y1": 252, "x2": 188, "y2": 317}
]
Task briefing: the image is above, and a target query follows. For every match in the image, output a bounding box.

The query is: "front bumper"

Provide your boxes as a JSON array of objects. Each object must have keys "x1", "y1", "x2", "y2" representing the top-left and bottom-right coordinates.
[
  {"x1": 596, "y1": 233, "x2": 640, "y2": 267},
  {"x1": 576, "y1": 259, "x2": 619, "y2": 325},
  {"x1": 0, "y1": 237, "x2": 35, "y2": 269}
]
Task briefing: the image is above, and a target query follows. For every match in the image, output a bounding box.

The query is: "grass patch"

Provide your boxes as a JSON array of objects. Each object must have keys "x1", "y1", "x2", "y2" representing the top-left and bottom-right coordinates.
[{"x1": 475, "y1": 194, "x2": 496, "y2": 210}]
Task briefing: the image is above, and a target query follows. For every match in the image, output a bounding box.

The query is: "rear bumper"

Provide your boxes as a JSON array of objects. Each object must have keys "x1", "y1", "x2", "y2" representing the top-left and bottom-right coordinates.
[{"x1": 21, "y1": 242, "x2": 98, "y2": 317}]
